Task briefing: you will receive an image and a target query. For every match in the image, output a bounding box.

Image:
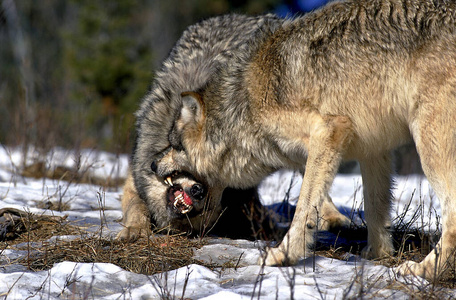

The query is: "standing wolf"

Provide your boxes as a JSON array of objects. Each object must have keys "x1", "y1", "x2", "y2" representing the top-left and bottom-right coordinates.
[
  {"x1": 153, "y1": 0, "x2": 456, "y2": 280},
  {"x1": 117, "y1": 14, "x2": 351, "y2": 240}
]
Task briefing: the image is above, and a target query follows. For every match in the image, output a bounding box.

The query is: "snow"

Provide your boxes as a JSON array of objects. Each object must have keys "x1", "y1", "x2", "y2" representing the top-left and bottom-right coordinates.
[{"x1": 0, "y1": 147, "x2": 453, "y2": 299}]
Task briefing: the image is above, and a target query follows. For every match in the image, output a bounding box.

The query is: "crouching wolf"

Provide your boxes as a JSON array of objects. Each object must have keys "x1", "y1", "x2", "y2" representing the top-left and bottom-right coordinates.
[
  {"x1": 153, "y1": 0, "x2": 456, "y2": 280},
  {"x1": 117, "y1": 14, "x2": 352, "y2": 240}
]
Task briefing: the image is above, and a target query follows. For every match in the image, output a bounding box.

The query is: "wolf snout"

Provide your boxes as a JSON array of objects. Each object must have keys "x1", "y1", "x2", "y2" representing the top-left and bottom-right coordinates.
[
  {"x1": 190, "y1": 183, "x2": 206, "y2": 200},
  {"x1": 166, "y1": 180, "x2": 207, "y2": 215}
]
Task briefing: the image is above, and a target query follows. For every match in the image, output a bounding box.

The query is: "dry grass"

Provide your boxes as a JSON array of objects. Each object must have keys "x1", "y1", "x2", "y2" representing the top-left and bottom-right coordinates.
[
  {"x1": 2, "y1": 206, "x2": 456, "y2": 290},
  {"x1": 15, "y1": 235, "x2": 206, "y2": 275},
  {"x1": 0, "y1": 208, "x2": 80, "y2": 244},
  {"x1": 0, "y1": 208, "x2": 210, "y2": 276},
  {"x1": 314, "y1": 226, "x2": 456, "y2": 289},
  {"x1": 21, "y1": 161, "x2": 124, "y2": 188}
]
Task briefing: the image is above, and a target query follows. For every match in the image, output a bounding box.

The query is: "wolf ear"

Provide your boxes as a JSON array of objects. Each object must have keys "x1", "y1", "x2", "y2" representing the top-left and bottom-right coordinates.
[{"x1": 180, "y1": 92, "x2": 204, "y2": 126}]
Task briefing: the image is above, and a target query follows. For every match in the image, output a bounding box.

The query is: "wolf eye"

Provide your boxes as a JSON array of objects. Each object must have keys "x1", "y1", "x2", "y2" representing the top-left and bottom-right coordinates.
[
  {"x1": 151, "y1": 160, "x2": 158, "y2": 173},
  {"x1": 171, "y1": 140, "x2": 184, "y2": 151},
  {"x1": 150, "y1": 146, "x2": 172, "y2": 173}
]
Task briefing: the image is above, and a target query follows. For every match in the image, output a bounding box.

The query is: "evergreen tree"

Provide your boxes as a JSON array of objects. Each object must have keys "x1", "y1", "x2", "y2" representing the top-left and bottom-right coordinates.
[{"x1": 64, "y1": 0, "x2": 153, "y2": 151}]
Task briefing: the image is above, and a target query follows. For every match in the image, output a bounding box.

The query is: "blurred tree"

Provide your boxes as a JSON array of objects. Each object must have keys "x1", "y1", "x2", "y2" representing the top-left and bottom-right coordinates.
[
  {"x1": 1, "y1": 0, "x2": 81, "y2": 153},
  {"x1": 0, "y1": 0, "x2": 35, "y2": 150},
  {"x1": 64, "y1": 0, "x2": 153, "y2": 151}
]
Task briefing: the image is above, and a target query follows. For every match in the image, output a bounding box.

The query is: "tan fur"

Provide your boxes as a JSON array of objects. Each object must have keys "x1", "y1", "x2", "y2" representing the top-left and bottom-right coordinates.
[
  {"x1": 154, "y1": 0, "x2": 456, "y2": 280},
  {"x1": 116, "y1": 171, "x2": 151, "y2": 240}
]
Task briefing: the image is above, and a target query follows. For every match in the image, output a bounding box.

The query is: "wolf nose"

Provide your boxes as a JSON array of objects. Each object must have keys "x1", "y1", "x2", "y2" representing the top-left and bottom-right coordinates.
[
  {"x1": 151, "y1": 160, "x2": 158, "y2": 173},
  {"x1": 190, "y1": 183, "x2": 206, "y2": 200}
]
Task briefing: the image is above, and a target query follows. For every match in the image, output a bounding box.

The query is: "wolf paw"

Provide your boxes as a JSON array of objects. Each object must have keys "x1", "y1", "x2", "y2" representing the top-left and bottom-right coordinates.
[
  {"x1": 260, "y1": 247, "x2": 301, "y2": 266},
  {"x1": 361, "y1": 245, "x2": 393, "y2": 260},
  {"x1": 361, "y1": 236, "x2": 394, "y2": 260},
  {"x1": 259, "y1": 248, "x2": 288, "y2": 266},
  {"x1": 320, "y1": 213, "x2": 351, "y2": 232},
  {"x1": 396, "y1": 260, "x2": 436, "y2": 280},
  {"x1": 116, "y1": 226, "x2": 147, "y2": 242},
  {"x1": 396, "y1": 261, "x2": 418, "y2": 276}
]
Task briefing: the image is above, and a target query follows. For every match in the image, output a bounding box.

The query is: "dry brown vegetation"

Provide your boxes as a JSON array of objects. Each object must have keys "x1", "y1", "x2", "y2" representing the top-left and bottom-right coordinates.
[
  {"x1": 15, "y1": 235, "x2": 205, "y2": 276},
  {"x1": 21, "y1": 161, "x2": 125, "y2": 189},
  {"x1": 0, "y1": 207, "x2": 220, "y2": 276},
  {"x1": 0, "y1": 211, "x2": 206, "y2": 276},
  {"x1": 2, "y1": 203, "x2": 456, "y2": 289}
]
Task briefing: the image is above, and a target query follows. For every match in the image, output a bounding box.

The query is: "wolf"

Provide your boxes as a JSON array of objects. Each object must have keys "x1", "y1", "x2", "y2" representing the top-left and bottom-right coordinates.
[
  {"x1": 152, "y1": 0, "x2": 456, "y2": 280},
  {"x1": 119, "y1": 168, "x2": 277, "y2": 240},
  {"x1": 117, "y1": 13, "x2": 352, "y2": 240}
]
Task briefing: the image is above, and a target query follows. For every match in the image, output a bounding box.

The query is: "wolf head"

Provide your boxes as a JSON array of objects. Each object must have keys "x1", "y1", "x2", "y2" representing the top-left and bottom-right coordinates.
[
  {"x1": 151, "y1": 86, "x2": 280, "y2": 191},
  {"x1": 143, "y1": 171, "x2": 225, "y2": 233},
  {"x1": 132, "y1": 14, "x2": 283, "y2": 232}
]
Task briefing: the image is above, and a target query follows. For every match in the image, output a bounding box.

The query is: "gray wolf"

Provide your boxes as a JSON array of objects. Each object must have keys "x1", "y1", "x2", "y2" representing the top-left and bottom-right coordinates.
[
  {"x1": 118, "y1": 169, "x2": 279, "y2": 240},
  {"x1": 117, "y1": 14, "x2": 351, "y2": 240},
  {"x1": 153, "y1": 0, "x2": 456, "y2": 280}
]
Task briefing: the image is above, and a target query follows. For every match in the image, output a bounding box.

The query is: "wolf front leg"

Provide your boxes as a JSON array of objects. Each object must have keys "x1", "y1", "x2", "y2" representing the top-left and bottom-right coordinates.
[
  {"x1": 116, "y1": 171, "x2": 151, "y2": 241},
  {"x1": 262, "y1": 114, "x2": 353, "y2": 265}
]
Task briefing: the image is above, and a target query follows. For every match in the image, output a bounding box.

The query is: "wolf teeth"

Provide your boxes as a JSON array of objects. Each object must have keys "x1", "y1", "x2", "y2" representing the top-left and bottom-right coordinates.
[
  {"x1": 174, "y1": 193, "x2": 184, "y2": 204},
  {"x1": 173, "y1": 194, "x2": 192, "y2": 214},
  {"x1": 164, "y1": 176, "x2": 173, "y2": 186},
  {"x1": 181, "y1": 207, "x2": 192, "y2": 214},
  {"x1": 173, "y1": 194, "x2": 186, "y2": 207}
]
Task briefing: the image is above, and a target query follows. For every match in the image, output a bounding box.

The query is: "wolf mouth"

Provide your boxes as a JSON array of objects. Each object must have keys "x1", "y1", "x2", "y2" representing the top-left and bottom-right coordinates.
[
  {"x1": 167, "y1": 184, "x2": 193, "y2": 214},
  {"x1": 164, "y1": 174, "x2": 207, "y2": 215}
]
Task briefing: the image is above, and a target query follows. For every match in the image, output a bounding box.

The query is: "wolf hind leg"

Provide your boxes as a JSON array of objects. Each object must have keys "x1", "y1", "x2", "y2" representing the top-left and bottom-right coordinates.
[
  {"x1": 261, "y1": 114, "x2": 353, "y2": 266},
  {"x1": 397, "y1": 100, "x2": 456, "y2": 280},
  {"x1": 359, "y1": 154, "x2": 394, "y2": 259}
]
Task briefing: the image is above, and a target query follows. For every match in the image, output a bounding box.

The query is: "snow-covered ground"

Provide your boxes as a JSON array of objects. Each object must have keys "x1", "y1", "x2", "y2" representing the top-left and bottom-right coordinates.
[{"x1": 0, "y1": 147, "x2": 452, "y2": 299}]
